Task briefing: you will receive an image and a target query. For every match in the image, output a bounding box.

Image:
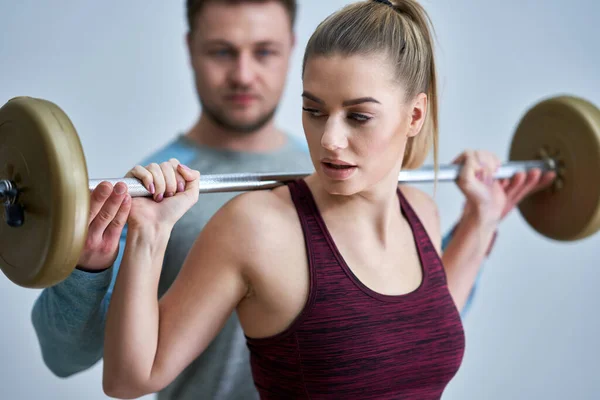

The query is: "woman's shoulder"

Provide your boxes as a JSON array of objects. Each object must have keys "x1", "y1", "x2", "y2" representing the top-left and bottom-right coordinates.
[
  {"x1": 398, "y1": 184, "x2": 437, "y2": 212},
  {"x1": 398, "y1": 184, "x2": 441, "y2": 250},
  {"x1": 204, "y1": 185, "x2": 298, "y2": 248},
  {"x1": 220, "y1": 184, "x2": 295, "y2": 223}
]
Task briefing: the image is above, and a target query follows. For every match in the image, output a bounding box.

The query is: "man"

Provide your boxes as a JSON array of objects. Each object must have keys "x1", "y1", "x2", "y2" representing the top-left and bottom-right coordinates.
[{"x1": 31, "y1": 1, "x2": 552, "y2": 399}]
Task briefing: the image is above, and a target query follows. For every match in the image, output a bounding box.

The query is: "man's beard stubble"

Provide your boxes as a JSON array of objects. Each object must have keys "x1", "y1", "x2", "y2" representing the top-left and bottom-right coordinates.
[{"x1": 200, "y1": 99, "x2": 278, "y2": 135}]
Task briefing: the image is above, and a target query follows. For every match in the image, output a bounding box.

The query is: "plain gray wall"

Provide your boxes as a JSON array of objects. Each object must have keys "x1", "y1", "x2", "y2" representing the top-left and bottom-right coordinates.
[{"x1": 1, "y1": 0, "x2": 599, "y2": 399}]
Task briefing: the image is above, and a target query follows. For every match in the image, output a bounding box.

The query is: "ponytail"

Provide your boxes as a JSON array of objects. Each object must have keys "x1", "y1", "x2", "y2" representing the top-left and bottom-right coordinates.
[{"x1": 303, "y1": 0, "x2": 439, "y2": 182}]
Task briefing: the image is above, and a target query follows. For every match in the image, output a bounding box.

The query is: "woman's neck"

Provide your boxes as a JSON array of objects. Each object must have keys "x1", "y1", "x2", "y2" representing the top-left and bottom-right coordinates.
[{"x1": 306, "y1": 170, "x2": 403, "y2": 243}]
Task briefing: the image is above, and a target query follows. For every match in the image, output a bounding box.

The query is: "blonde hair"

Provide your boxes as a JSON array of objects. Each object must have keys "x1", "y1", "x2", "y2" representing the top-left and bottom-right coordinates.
[{"x1": 302, "y1": 0, "x2": 438, "y2": 172}]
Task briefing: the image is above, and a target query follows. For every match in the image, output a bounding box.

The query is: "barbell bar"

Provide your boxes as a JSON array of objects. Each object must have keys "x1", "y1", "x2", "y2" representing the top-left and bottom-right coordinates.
[
  {"x1": 85, "y1": 159, "x2": 555, "y2": 197},
  {"x1": 1, "y1": 94, "x2": 599, "y2": 289}
]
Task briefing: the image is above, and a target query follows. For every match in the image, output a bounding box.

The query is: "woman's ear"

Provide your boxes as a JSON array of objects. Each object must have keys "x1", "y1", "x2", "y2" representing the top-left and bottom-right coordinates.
[{"x1": 406, "y1": 93, "x2": 428, "y2": 138}]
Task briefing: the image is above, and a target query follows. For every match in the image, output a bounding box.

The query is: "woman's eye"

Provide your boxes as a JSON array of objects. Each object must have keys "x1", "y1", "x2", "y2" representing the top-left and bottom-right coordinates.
[
  {"x1": 302, "y1": 108, "x2": 371, "y2": 123},
  {"x1": 350, "y1": 113, "x2": 371, "y2": 123},
  {"x1": 302, "y1": 107, "x2": 324, "y2": 117}
]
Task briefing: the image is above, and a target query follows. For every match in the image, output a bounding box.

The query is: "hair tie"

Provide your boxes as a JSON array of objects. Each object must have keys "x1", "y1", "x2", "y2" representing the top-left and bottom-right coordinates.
[{"x1": 373, "y1": 0, "x2": 394, "y2": 7}]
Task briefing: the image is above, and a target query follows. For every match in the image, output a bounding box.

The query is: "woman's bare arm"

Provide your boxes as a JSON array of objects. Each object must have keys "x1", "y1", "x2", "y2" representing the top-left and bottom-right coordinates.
[
  {"x1": 103, "y1": 194, "x2": 257, "y2": 398},
  {"x1": 400, "y1": 184, "x2": 498, "y2": 311},
  {"x1": 440, "y1": 211, "x2": 497, "y2": 311}
]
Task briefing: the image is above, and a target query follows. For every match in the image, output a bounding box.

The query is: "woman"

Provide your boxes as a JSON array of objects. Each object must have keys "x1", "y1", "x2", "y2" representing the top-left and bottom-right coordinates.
[{"x1": 103, "y1": 0, "x2": 509, "y2": 398}]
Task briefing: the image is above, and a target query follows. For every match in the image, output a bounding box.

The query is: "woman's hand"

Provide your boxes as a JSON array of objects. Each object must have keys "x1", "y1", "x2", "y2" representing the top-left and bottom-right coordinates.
[
  {"x1": 453, "y1": 150, "x2": 505, "y2": 224},
  {"x1": 124, "y1": 158, "x2": 201, "y2": 230},
  {"x1": 453, "y1": 150, "x2": 556, "y2": 224}
]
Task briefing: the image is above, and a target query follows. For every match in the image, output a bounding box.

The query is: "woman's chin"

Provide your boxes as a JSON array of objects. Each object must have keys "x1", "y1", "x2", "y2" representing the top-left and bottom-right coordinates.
[
  {"x1": 316, "y1": 168, "x2": 398, "y2": 198},
  {"x1": 318, "y1": 175, "x2": 362, "y2": 197}
]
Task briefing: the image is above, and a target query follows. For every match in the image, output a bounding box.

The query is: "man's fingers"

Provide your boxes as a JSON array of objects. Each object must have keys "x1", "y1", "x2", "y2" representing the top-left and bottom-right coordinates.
[
  {"x1": 503, "y1": 171, "x2": 526, "y2": 198},
  {"x1": 89, "y1": 187, "x2": 130, "y2": 239},
  {"x1": 89, "y1": 182, "x2": 114, "y2": 222},
  {"x1": 104, "y1": 194, "x2": 132, "y2": 243}
]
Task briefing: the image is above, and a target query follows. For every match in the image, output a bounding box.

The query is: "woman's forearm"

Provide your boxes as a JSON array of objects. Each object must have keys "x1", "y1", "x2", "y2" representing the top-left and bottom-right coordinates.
[
  {"x1": 442, "y1": 210, "x2": 498, "y2": 312},
  {"x1": 103, "y1": 223, "x2": 172, "y2": 397}
]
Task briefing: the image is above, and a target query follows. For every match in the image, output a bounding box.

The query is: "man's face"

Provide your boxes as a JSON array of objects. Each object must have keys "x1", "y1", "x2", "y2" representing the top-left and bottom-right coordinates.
[{"x1": 187, "y1": 1, "x2": 295, "y2": 133}]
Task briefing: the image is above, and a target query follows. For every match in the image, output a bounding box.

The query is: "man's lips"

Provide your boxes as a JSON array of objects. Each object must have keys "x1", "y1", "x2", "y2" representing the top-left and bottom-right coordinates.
[{"x1": 225, "y1": 94, "x2": 258, "y2": 104}]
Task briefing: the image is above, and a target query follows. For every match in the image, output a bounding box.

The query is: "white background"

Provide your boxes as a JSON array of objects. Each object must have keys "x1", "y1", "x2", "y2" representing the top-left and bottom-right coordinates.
[{"x1": 1, "y1": 0, "x2": 599, "y2": 398}]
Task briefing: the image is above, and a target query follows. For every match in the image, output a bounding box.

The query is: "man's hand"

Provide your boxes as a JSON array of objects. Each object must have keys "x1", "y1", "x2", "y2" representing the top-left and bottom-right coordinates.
[
  {"x1": 498, "y1": 168, "x2": 556, "y2": 220},
  {"x1": 453, "y1": 150, "x2": 556, "y2": 224},
  {"x1": 77, "y1": 181, "x2": 131, "y2": 271}
]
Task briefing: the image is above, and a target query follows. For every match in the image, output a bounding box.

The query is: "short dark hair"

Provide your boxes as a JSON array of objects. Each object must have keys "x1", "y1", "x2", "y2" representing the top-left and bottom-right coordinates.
[{"x1": 186, "y1": 0, "x2": 297, "y2": 31}]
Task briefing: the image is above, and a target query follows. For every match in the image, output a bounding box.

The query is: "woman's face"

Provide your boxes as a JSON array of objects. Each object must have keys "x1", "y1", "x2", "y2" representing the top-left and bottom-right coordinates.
[{"x1": 301, "y1": 53, "x2": 427, "y2": 196}]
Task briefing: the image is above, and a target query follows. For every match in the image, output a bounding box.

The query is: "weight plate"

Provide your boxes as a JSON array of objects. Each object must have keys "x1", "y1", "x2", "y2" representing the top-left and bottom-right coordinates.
[
  {"x1": 0, "y1": 97, "x2": 89, "y2": 288},
  {"x1": 509, "y1": 95, "x2": 600, "y2": 241}
]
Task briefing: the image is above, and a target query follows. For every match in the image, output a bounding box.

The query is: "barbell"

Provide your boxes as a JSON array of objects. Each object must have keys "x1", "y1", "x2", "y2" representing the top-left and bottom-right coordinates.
[{"x1": 1, "y1": 95, "x2": 600, "y2": 289}]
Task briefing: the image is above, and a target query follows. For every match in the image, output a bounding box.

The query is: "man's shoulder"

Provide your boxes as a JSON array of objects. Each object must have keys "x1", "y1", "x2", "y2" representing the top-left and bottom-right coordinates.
[
  {"x1": 284, "y1": 133, "x2": 309, "y2": 153},
  {"x1": 265, "y1": 133, "x2": 312, "y2": 169},
  {"x1": 136, "y1": 132, "x2": 313, "y2": 174},
  {"x1": 137, "y1": 134, "x2": 200, "y2": 166}
]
